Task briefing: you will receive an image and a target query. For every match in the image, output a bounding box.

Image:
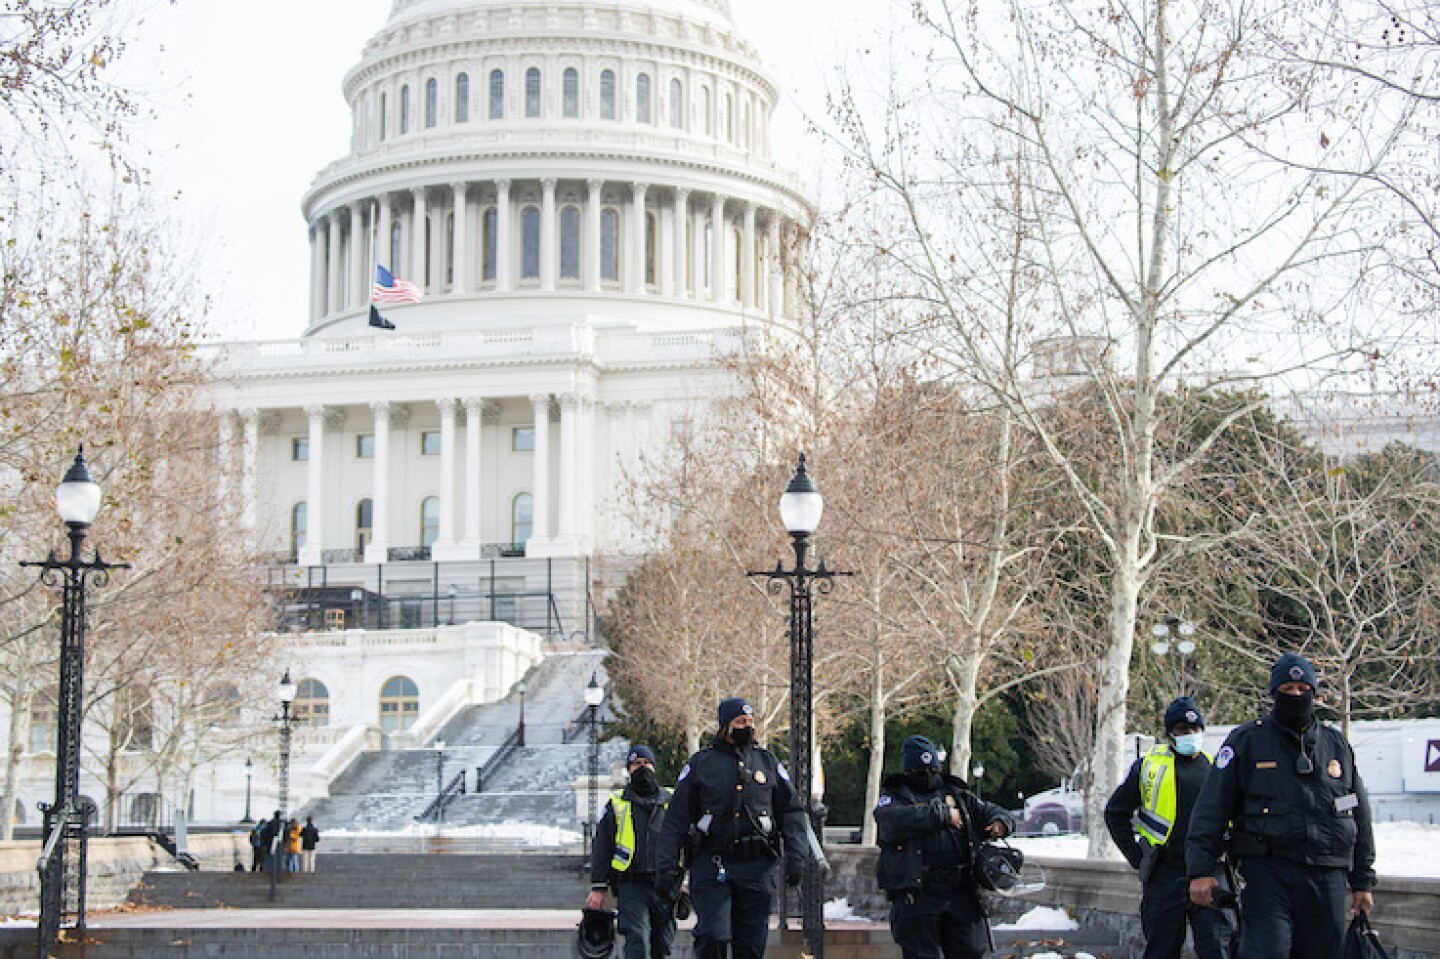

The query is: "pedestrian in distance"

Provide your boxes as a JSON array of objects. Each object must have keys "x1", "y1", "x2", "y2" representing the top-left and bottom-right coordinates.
[
  {"x1": 285, "y1": 817, "x2": 302, "y2": 873},
  {"x1": 655, "y1": 697, "x2": 814, "y2": 959},
  {"x1": 1104, "y1": 696, "x2": 1232, "y2": 959},
  {"x1": 248, "y1": 822, "x2": 265, "y2": 872},
  {"x1": 1187, "y1": 652, "x2": 1376, "y2": 958},
  {"x1": 874, "y1": 734, "x2": 1015, "y2": 959},
  {"x1": 300, "y1": 816, "x2": 321, "y2": 874},
  {"x1": 260, "y1": 809, "x2": 284, "y2": 873},
  {"x1": 588, "y1": 745, "x2": 678, "y2": 959}
]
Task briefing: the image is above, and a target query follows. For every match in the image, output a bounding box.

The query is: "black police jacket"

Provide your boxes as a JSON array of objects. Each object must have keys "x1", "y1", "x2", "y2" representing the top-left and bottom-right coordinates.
[
  {"x1": 873, "y1": 771, "x2": 1015, "y2": 894},
  {"x1": 655, "y1": 734, "x2": 808, "y2": 874},
  {"x1": 1185, "y1": 714, "x2": 1376, "y2": 891}
]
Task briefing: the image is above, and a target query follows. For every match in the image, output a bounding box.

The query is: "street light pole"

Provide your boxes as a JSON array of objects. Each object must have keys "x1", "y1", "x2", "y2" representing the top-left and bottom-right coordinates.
[
  {"x1": 583, "y1": 673, "x2": 605, "y2": 861},
  {"x1": 516, "y1": 679, "x2": 528, "y2": 748},
  {"x1": 22, "y1": 447, "x2": 127, "y2": 959},
  {"x1": 241, "y1": 758, "x2": 254, "y2": 824},
  {"x1": 748, "y1": 455, "x2": 848, "y2": 959},
  {"x1": 971, "y1": 764, "x2": 985, "y2": 802},
  {"x1": 273, "y1": 671, "x2": 300, "y2": 817},
  {"x1": 1150, "y1": 620, "x2": 1198, "y2": 696}
]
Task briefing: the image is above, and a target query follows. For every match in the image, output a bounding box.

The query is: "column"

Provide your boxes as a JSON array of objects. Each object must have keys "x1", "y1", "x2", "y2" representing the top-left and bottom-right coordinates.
[
  {"x1": 628, "y1": 182, "x2": 648, "y2": 294},
  {"x1": 784, "y1": 222, "x2": 798, "y2": 318},
  {"x1": 540, "y1": 177, "x2": 557, "y2": 292},
  {"x1": 308, "y1": 223, "x2": 325, "y2": 320},
  {"x1": 673, "y1": 190, "x2": 689, "y2": 299},
  {"x1": 377, "y1": 195, "x2": 393, "y2": 271},
  {"x1": 586, "y1": 179, "x2": 603, "y2": 292},
  {"x1": 461, "y1": 396, "x2": 485, "y2": 548},
  {"x1": 741, "y1": 202, "x2": 756, "y2": 310},
  {"x1": 327, "y1": 215, "x2": 343, "y2": 316},
  {"x1": 767, "y1": 216, "x2": 782, "y2": 317},
  {"x1": 710, "y1": 194, "x2": 726, "y2": 303},
  {"x1": 496, "y1": 179, "x2": 512, "y2": 292},
  {"x1": 240, "y1": 410, "x2": 259, "y2": 534},
  {"x1": 452, "y1": 182, "x2": 469, "y2": 294},
  {"x1": 555, "y1": 392, "x2": 578, "y2": 547},
  {"x1": 529, "y1": 394, "x2": 551, "y2": 547},
  {"x1": 365, "y1": 401, "x2": 392, "y2": 564},
  {"x1": 412, "y1": 187, "x2": 428, "y2": 289},
  {"x1": 349, "y1": 201, "x2": 366, "y2": 309},
  {"x1": 217, "y1": 413, "x2": 236, "y2": 510},
  {"x1": 689, "y1": 206, "x2": 703, "y2": 297},
  {"x1": 300, "y1": 404, "x2": 327, "y2": 565},
  {"x1": 434, "y1": 397, "x2": 458, "y2": 551}
]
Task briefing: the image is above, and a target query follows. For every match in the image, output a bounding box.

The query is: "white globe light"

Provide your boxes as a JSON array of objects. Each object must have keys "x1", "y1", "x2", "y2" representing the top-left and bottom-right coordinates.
[
  {"x1": 778, "y1": 455, "x2": 823, "y2": 534},
  {"x1": 56, "y1": 447, "x2": 101, "y2": 526}
]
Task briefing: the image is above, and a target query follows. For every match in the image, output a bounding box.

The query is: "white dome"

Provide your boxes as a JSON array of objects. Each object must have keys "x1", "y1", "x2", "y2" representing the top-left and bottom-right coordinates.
[{"x1": 387, "y1": 0, "x2": 734, "y2": 28}]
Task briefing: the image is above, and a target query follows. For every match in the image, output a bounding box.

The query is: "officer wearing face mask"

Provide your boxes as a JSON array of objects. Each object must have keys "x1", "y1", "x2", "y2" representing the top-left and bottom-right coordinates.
[
  {"x1": 874, "y1": 735, "x2": 1014, "y2": 959},
  {"x1": 654, "y1": 697, "x2": 810, "y2": 959},
  {"x1": 1187, "y1": 652, "x2": 1376, "y2": 958},
  {"x1": 588, "y1": 745, "x2": 677, "y2": 959},
  {"x1": 1104, "y1": 697, "x2": 1231, "y2": 959}
]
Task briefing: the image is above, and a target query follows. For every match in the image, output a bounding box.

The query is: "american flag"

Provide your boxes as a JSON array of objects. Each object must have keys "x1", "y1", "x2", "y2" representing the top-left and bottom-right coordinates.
[{"x1": 372, "y1": 264, "x2": 423, "y2": 303}]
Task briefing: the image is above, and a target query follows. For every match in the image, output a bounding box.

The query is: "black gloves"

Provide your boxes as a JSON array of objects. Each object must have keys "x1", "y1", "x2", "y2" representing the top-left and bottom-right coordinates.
[{"x1": 785, "y1": 858, "x2": 804, "y2": 887}]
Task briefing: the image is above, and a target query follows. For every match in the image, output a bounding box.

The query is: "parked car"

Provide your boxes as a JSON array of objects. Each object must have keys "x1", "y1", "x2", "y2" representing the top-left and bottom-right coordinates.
[{"x1": 1018, "y1": 782, "x2": 1086, "y2": 836}]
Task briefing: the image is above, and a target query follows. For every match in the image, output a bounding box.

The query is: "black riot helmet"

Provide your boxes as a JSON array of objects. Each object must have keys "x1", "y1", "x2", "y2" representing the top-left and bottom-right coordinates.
[{"x1": 577, "y1": 907, "x2": 617, "y2": 958}]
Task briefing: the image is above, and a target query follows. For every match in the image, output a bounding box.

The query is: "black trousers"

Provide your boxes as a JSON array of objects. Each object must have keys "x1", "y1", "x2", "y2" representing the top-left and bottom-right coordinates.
[
  {"x1": 1236, "y1": 857, "x2": 1348, "y2": 959},
  {"x1": 888, "y1": 882, "x2": 990, "y2": 959},
  {"x1": 1140, "y1": 861, "x2": 1231, "y2": 959},
  {"x1": 616, "y1": 874, "x2": 677, "y2": 959},
  {"x1": 689, "y1": 854, "x2": 776, "y2": 959}
]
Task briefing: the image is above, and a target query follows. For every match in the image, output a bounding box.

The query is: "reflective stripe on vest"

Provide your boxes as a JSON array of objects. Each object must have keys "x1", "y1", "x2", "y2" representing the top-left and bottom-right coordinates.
[
  {"x1": 610, "y1": 792, "x2": 636, "y2": 872},
  {"x1": 1136, "y1": 744, "x2": 1211, "y2": 846}
]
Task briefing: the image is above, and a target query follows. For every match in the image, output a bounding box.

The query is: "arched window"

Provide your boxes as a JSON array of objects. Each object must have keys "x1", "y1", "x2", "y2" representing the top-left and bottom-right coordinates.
[
  {"x1": 390, "y1": 221, "x2": 402, "y2": 274},
  {"x1": 669, "y1": 78, "x2": 683, "y2": 128},
  {"x1": 291, "y1": 502, "x2": 307, "y2": 557},
  {"x1": 724, "y1": 92, "x2": 733, "y2": 142},
  {"x1": 295, "y1": 679, "x2": 330, "y2": 728},
  {"x1": 379, "y1": 676, "x2": 420, "y2": 734},
  {"x1": 563, "y1": 68, "x2": 579, "y2": 118},
  {"x1": 646, "y1": 211, "x2": 659, "y2": 287},
  {"x1": 356, "y1": 499, "x2": 373, "y2": 552},
  {"x1": 521, "y1": 205, "x2": 541, "y2": 280},
  {"x1": 560, "y1": 205, "x2": 581, "y2": 280},
  {"x1": 489, "y1": 69, "x2": 505, "y2": 119},
  {"x1": 420, "y1": 496, "x2": 439, "y2": 548},
  {"x1": 742, "y1": 99, "x2": 750, "y2": 148},
  {"x1": 636, "y1": 73, "x2": 651, "y2": 123},
  {"x1": 482, "y1": 207, "x2": 498, "y2": 282},
  {"x1": 703, "y1": 221, "x2": 713, "y2": 289},
  {"x1": 455, "y1": 72, "x2": 469, "y2": 122},
  {"x1": 445, "y1": 211, "x2": 455, "y2": 285},
  {"x1": 702, "y1": 85, "x2": 712, "y2": 135},
  {"x1": 425, "y1": 77, "x2": 437, "y2": 128},
  {"x1": 511, "y1": 493, "x2": 533, "y2": 546},
  {"x1": 600, "y1": 207, "x2": 620, "y2": 283},
  {"x1": 400, "y1": 84, "x2": 410, "y2": 134},
  {"x1": 525, "y1": 67, "x2": 541, "y2": 117},
  {"x1": 600, "y1": 69, "x2": 616, "y2": 120},
  {"x1": 208, "y1": 683, "x2": 241, "y2": 724},
  {"x1": 379, "y1": 91, "x2": 388, "y2": 141},
  {"x1": 732, "y1": 225, "x2": 742, "y2": 300}
]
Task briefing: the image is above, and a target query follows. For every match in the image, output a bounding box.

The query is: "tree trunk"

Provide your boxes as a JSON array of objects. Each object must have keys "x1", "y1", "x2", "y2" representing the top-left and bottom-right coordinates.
[
  {"x1": 1088, "y1": 538, "x2": 1143, "y2": 858},
  {"x1": 862, "y1": 632, "x2": 886, "y2": 845},
  {"x1": 949, "y1": 657, "x2": 980, "y2": 780},
  {"x1": 1, "y1": 686, "x2": 33, "y2": 841}
]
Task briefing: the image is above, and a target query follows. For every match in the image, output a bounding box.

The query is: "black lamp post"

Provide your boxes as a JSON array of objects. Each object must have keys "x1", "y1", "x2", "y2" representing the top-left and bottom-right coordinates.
[
  {"x1": 516, "y1": 679, "x2": 528, "y2": 748},
  {"x1": 583, "y1": 672, "x2": 605, "y2": 860},
  {"x1": 1150, "y1": 620, "x2": 1198, "y2": 697},
  {"x1": 22, "y1": 446, "x2": 127, "y2": 958},
  {"x1": 749, "y1": 454, "x2": 847, "y2": 959},
  {"x1": 273, "y1": 671, "x2": 300, "y2": 816},
  {"x1": 241, "y1": 758, "x2": 254, "y2": 824}
]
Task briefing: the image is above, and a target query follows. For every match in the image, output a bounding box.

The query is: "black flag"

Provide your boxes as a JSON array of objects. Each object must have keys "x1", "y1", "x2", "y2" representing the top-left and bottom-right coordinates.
[{"x1": 369, "y1": 304, "x2": 396, "y2": 330}]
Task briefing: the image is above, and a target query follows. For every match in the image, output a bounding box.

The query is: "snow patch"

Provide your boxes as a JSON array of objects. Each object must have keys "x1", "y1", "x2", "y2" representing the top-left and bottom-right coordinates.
[{"x1": 992, "y1": 905, "x2": 1080, "y2": 931}]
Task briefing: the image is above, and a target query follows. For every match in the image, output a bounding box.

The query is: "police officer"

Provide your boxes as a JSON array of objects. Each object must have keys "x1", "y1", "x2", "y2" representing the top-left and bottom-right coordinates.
[
  {"x1": 655, "y1": 697, "x2": 810, "y2": 959},
  {"x1": 874, "y1": 735, "x2": 1014, "y2": 959},
  {"x1": 1104, "y1": 697, "x2": 1231, "y2": 959},
  {"x1": 588, "y1": 745, "x2": 677, "y2": 959},
  {"x1": 1187, "y1": 652, "x2": 1376, "y2": 958}
]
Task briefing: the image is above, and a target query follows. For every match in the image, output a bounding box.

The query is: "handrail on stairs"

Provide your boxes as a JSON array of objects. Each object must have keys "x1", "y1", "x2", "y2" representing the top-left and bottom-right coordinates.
[
  {"x1": 473, "y1": 729, "x2": 521, "y2": 793},
  {"x1": 415, "y1": 769, "x2": 468, "y2": 823}
]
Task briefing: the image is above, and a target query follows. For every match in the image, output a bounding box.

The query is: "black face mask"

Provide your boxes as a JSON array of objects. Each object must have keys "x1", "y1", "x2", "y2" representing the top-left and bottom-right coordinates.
[
  {"x1": 1273, "y1": 689, "x2": 1316, "y2": 730},
  {"x1": 905, "y1": 769, "x2": 941, "y2": 792},
  {"x1": 729, "y1": 726, "x2": 754, "y2": 749},
  {"x1": 629, "y1": 767, "x2": 659, "y2": 795}
]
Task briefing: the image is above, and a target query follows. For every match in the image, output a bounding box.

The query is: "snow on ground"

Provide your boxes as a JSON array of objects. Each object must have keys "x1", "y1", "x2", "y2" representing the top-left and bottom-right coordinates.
[
  {"x1": 1011, "y1": 821, "x2": 1440, "y2": 878},
  {"x1": 992, "y1": 905, "x2": 1080, "y2": 931},
  {"x1": 822, "y1": 898, "x2": 868, "y2": 921}
]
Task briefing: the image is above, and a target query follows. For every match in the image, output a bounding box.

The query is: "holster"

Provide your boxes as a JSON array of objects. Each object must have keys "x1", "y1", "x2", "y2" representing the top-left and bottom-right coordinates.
[{"x1": 1226, "y1": 829, "x2": 1268, "y2": 858}]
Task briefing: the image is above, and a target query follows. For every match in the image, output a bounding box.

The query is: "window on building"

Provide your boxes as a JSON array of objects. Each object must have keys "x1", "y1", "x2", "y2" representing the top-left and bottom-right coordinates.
[
  {"x1": 482, "y1": 207, "x2": 497, "y2": 281},
  {"x1": 600, "y1": 207, "x2": 619, "y2": 283},
  {"x1": 489, "y1": 69, "x2": 505, "y2": 119},
  {"x1": 292, "y1": 437, "x2": 309, "y2": 461},
  {"x1": 704, "y1": 221, "x2": 713, "y2": 289},
  {"x1": 521, "y1": 205, "x2": 541, "y2": 280},
  {"x1": 636, "y1": 73, "x2": 651, "y2": 123},
  {"x1": 295, "y1": 679, "x2": 330, "y2": 728},
  {"x1": 724, "y1": 92, "x2": 733, "y2": 143},
  {"x1": 421, "y1": 430, "x2": 441, "y2": 456},
  {"x1": 356, "y1": 434, "x2": 374, "y2": 458},
  {"x1": 600, "y1": 69, "x2": 616, "y2": 119},
  {"x1": 742, "y1": 99, "x2": 751, "y2": 149},
  {"x1": 29, "y1": 693, "x2": 56, "y2": 754},
  {"x1": 445, "y1": 211, "x2": 455, "y2": 286},
  {"x1": 511, "y1": 493, "x2": 533, "y2": 546},
  {"x1": 207, "y1": 683, "x2": 242, "y2": 725},
  {"x1": 671, "y1": 418, "x2": 693, "y2": 441},
  {"x1": 732, "y1": 225, "x2": 742, "y2": 300},
  {"x1": 525, "y1": 67, "x2": 541, "y2": 118},
  {"x1": 291, "y1": 502, "x2": 307, "y2": 555},
  {"x1": 646, "y1": 211, "x2": 658, "y2": 287},
  {"x1": 379, "y1": 676, "x2": 420, "y2": 734},
  {"x1": 400, "y1": 84, "x2": 410, "y2": 134},
  {"x1": 116, "y1": 687, "x2": 153, "y2": 750},
  {"x1": 669, "y1": 78, "x2": 683, "y2": 128},
  {"x1": 702, "y1": 85, "x2": 712, "y2": 135},
  {"x1": 512, "y1": 426, "x2": 535, "y2": 451},
  {"x1": 425, "y1": 77, "x2": 437, "y2": 128},
  {"x1": 380, "y1": 91, "x2": 388, "y2": 141},
  {"x1": 455, "y1": 72, "x2": 469, "y2": 122},
  {"x1": 420, "y1": 496, "x2": 440, "y2": 548},
  {"x1": 563, "y1": 68, "x2": 579, "y2": 118},
  {"x1": 560, "y1": 205, "x2": 581, "y2": 280},
  {"x1": 356, "y1": 498, "x2": 373, "y2": 551}
]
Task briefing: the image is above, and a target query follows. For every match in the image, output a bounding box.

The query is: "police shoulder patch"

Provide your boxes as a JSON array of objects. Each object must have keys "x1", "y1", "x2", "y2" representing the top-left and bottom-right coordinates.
[
  {"x1": 677, "y1": 763, "x2": 691, "y2": 782},
  {"x1": 876, "y1": 795, "x2": 893, "y2": 807},
  {"x1": 776, "y1": 763, "x2": 791, "y2": 782},
  {"x1": 1215, "y1": 745, "x2": 1235, "y2": 770}
]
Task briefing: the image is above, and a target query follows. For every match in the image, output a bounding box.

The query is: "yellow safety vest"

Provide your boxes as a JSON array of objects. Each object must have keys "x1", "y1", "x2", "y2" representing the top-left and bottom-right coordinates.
[
  {"x1": 609, "y1": 791, "x2": 638, "y2": 872},
  {"x1": 1136, "y1": 744, "x2": 1210, "y2": 846}
]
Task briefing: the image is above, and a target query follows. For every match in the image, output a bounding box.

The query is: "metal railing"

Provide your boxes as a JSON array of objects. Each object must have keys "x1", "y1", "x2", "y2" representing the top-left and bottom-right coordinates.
[
  {"x1": 415, "y1": 770, "x2": 467, "y2": 823},
  {"x1": 473, "y1": 730, "x2": 521, "y2": 793}
]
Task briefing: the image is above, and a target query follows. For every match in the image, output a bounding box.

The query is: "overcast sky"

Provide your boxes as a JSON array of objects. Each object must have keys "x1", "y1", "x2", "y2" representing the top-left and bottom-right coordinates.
[{"x1": 118, "y1": 0, "x2": 898, "y2": 342}]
